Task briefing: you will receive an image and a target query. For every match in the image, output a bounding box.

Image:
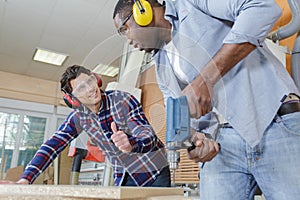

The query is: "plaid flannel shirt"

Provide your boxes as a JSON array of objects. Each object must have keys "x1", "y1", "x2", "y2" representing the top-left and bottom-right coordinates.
[{"x1": 20, "y1": 90, "x2": 168, "y2": 186}]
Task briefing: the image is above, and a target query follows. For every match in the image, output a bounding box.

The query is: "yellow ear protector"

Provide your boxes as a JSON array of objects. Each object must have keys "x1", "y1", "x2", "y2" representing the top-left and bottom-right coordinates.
[{"x1": 133, "y1": 0, "x2": 153, "y2": 26}]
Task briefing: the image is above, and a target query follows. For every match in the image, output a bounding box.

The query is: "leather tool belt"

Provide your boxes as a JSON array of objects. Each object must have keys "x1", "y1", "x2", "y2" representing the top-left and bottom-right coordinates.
[{"x1": 277, "y1": 93, "x2": 300, "y2": 116}]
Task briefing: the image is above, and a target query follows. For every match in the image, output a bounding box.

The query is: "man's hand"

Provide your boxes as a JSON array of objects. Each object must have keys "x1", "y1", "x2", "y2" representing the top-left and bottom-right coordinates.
[
  {"x1": 16, "y1": 179, "x2": 29, "y2": 184},
  {"x1": 187, "y1": 133, "x2": 219, "y2": 163},
  {"x1": 111, "y1": 122, "x2": 132, "y2": 153},
  {"x1": 181, "y1": 76, "x2": 213, "y2": 118},
  {"x1": 0, "y1": 180, "x2": 16, "y2": 184}
]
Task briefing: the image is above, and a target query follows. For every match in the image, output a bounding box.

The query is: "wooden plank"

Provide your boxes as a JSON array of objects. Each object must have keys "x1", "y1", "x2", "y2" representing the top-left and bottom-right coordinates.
[
  {"x1": 146, "y1": 196, "x2": 193, "y2": 200},
  {"x1": 0, "y1": 185, "x2": 185, "y2": 200}
]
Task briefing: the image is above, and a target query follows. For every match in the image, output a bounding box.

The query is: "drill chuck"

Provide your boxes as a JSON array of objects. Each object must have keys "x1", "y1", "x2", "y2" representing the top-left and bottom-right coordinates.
[{"x1": 167, "y1": 150, "x2": 180, "y2": 170}]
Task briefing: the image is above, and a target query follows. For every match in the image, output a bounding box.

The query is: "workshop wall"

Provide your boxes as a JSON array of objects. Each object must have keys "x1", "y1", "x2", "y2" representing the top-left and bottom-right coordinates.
[{"x1": 0, "y1": 70, "x2": 62, "y2": 106}]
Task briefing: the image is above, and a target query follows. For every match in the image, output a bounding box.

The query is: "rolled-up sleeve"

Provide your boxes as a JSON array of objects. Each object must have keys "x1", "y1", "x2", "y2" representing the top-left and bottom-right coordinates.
[{"x1": 193, "y1": 0, "x2": 282, "y2": 46}]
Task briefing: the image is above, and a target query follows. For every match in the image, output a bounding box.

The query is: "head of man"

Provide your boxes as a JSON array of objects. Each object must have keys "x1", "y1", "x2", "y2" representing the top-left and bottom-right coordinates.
[
  {"x1": 60, "y1": 65, "x2": 102, "y2": 111},
  {"x1": 113, "y1": 0, "x2": 171, "y2": 53}
]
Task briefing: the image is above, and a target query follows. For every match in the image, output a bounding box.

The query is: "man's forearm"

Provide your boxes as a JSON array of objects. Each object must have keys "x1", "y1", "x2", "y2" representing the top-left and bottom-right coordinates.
[{"x1": 200, "y1": 43, "x2": 256, "y2": 86}]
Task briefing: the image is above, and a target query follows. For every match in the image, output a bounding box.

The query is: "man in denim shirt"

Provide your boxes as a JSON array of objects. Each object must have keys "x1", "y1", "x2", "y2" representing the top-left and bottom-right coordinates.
[{"x1": 113, "y1": 0, "x2": 300, "y2": 199}]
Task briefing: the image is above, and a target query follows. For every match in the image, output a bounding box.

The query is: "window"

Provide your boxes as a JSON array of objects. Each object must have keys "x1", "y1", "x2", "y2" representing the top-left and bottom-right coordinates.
[
  {"x1": 0, "y1": 112, "x2": 20, "y2": 179},
  {"x1": 0, "y1": 98, "x2": 69, "y2": 180},
  {"x1": 18, "y1": 115, "x2": 47, "y2": 167},
  {"x1": 0, "y1": 112, "x2": 47, "y2": 179}
]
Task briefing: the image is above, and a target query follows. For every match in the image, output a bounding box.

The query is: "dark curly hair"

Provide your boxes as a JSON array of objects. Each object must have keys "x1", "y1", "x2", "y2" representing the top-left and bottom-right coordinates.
[
  {"x1": 113, "y1": 0, "x2": 161, "y2": 19},
  {"x1": 60, "y1": 65, "x2": 91, "y2": 94}
]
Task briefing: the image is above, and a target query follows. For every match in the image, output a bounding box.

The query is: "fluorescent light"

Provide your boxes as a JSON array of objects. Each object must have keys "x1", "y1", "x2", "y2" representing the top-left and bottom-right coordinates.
[
  {"x1": 93, "y1": 64, "x2": 119, "y2": 77},
  {"x1": 33, "y1": 48, "x2": 68, "y2": 66}
]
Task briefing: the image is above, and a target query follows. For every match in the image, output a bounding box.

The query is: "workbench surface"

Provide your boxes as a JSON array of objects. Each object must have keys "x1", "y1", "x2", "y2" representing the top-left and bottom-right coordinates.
[{"x1": 0, "y1": 185, "x2": 192, "y2": 200}]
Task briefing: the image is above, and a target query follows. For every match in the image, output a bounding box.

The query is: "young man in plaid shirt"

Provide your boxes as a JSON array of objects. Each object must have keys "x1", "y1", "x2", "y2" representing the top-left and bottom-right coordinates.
[{"x1": 17, "y1": 65, "x2": 170, "y2": 187}]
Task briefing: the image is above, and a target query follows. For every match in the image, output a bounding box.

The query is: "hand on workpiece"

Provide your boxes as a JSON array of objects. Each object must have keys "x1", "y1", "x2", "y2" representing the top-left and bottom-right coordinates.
[
  {"x1": 111, "y1": 122, "x2": 132, "y2": 153},
  {"x1": 181, "y1": 75, "x2": 214, "y2": 118},
  {"x1": 0, "y1": 180, "x2": 16, "y2": 184},
  {"x1": 15, "y1": 178, "x2": 29, "y2": 184},
  {"x1": 187, "y1": 133, "x2": 220, "y2": 163}
]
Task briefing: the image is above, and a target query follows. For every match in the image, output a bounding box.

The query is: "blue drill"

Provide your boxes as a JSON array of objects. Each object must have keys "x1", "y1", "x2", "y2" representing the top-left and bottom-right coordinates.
[{"x1": 165, "y1": 96, "x2": 195, "y2": 185}]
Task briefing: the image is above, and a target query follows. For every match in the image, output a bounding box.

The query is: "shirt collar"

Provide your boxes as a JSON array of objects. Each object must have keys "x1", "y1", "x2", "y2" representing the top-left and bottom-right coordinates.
[
  {"x1": 152, "y1": 0, "x2": 177, "y2": 57},
  {"x1": 98, "y1": 90, "x2": 107, "y2": 114},
  {"x1": 163, "y1": 0, "x2": 178, "y2": 22}
]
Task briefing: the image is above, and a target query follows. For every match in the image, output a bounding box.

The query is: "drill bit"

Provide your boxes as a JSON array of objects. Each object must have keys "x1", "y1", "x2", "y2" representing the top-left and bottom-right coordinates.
[{"x1": 172, "y1": 169, "x2": 176, "y2": 187}]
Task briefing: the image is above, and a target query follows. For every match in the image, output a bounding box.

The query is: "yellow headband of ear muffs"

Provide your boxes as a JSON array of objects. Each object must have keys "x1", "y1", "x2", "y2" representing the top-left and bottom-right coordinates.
[{"x1": 133, "y1": 0, "x2": 153, "y2": 26}]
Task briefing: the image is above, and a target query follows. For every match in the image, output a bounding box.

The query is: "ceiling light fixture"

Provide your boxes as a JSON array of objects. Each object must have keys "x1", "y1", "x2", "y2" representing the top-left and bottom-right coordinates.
[
  {"x1": 33, "y1": 48, "x2": 68, "y2": 66},
  {"x1": 93, "y1": 64, "x2": 119, "y2": 77}
]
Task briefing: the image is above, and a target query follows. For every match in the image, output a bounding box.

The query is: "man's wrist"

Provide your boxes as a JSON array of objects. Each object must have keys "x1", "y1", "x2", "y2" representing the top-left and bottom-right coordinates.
[
  {"x1": 16, "y1": 178, "x2": 30, "y2": 184},
  {"x1": 199, "y1": 63, "x2": 221, "y2": 87}
]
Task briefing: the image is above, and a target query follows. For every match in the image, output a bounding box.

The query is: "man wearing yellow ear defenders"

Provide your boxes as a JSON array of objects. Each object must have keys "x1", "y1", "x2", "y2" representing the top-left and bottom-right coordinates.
[{"x1": 113, "y1": 0, "x2": 300, "y2": 199}]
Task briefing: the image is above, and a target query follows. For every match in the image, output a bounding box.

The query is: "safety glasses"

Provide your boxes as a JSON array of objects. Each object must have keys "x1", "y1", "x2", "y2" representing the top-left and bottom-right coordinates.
[{"x1": 117, "y1": 11, "x2": 133, "y2": 35}]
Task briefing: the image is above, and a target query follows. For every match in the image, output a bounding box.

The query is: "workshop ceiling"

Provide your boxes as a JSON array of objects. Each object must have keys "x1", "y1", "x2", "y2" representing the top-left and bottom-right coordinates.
[{"x1": 0, "y1": 0, "x2": 125, "y2": 83}]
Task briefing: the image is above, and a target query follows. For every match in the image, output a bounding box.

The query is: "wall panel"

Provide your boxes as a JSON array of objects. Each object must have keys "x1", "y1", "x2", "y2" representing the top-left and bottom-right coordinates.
[{"x1": 0, "y1": 71, "x2": 63, "y2": 106}]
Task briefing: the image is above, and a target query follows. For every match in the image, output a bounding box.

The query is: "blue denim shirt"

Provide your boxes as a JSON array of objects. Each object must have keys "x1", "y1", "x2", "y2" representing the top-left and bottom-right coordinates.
[{"x1": 154, "y1": 0, "x2": 299, "y2": 147}]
